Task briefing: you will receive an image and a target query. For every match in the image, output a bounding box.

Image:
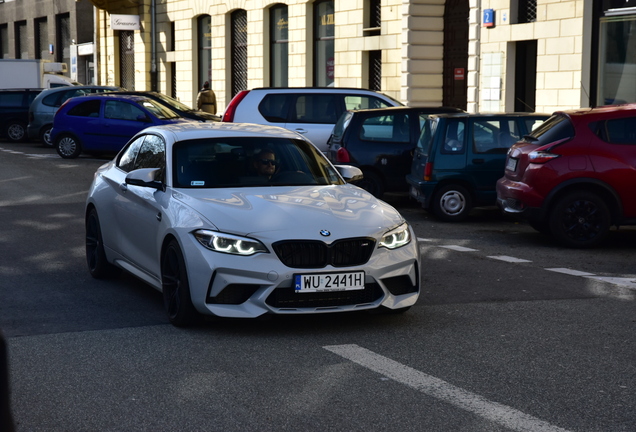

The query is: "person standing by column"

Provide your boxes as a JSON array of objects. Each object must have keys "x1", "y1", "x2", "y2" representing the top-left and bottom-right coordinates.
[{"x1": 196, "y1": 81, "x2": 217, "y2": 114}]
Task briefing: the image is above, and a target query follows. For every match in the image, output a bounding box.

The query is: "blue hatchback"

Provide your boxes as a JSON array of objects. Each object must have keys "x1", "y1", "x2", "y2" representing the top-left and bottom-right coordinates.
[{"x1": 51, "y1": 94, "x2": 194, "y2": 158}]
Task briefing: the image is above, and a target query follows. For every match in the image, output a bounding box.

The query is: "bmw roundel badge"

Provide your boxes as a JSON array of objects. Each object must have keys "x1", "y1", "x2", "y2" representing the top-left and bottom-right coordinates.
[{"x1": 320, "y1": 230, "x2": 331, "y2": 237}]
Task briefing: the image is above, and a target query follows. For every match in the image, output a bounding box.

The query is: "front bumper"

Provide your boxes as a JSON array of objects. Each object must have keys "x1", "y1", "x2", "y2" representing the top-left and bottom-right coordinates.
[
  {"x1": 181, "y1": 230, "x2": 421, "y2": 318},
  {"x1": 406, "y1": 175, "x2": 436, "y2": 209}
]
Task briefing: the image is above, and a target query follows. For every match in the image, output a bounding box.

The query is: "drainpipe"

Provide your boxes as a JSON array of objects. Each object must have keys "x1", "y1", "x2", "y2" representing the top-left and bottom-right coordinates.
[{"x1": 150, "y1": 0, "x2": 157, "y2": 91}]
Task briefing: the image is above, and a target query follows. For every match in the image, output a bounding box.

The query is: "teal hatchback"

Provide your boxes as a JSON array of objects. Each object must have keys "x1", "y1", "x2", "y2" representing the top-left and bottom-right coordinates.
[{"x1": 406, "y1": 113, "x2": 549, "y2": 221}]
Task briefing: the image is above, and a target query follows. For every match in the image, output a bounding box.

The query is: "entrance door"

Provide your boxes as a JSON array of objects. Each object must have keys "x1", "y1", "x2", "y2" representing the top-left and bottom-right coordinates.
[
  {"x1": 443, "y1": 0, "x2": 469, "y2": 110},
  {"x1": 514, "y1": 40, "x2": 537, "y2": 112}
]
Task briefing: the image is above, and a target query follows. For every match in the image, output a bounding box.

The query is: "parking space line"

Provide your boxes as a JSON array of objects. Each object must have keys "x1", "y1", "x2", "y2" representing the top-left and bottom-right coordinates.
[
  {"x1": 440, "y1": 245, "x2": 479, "y2": 252},
  {"x1": 324, "y1": 344, "x2": 572, "y2": 432},
  {"x1": 488, "y1": 255, "x2": 532, "y2": 263},
  {"x1": 545, "y1": 268, "x2": 595, "y2": 277}
]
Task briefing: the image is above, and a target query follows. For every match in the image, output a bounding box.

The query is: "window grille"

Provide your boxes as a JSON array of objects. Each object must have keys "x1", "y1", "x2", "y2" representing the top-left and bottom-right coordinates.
[
  {"x1": 231, "y1": 10, "x2": 248, "y2": 97},
  {"x1": 369, "y1": 50, "x2": 381, "y2": 91},
  {"x1": 518, "y1": 0, "x2": 537, "y2": 24},
  {"x1": 119, "y1": 31, "x2": 135, "y2": 90}
]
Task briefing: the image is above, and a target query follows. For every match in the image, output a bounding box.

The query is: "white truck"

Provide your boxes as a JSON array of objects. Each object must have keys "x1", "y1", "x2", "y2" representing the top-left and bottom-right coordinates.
[{"x1": 0, "y1": 59, "x2": 80, "y2": 89}]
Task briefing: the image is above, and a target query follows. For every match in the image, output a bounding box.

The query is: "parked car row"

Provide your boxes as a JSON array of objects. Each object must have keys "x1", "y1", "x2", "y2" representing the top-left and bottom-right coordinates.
[{"x1": 0, "y1": 88, "x2": 43, "y2": 142}]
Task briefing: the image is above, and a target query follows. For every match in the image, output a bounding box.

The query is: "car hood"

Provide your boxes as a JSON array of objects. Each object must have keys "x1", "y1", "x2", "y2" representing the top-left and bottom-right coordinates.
[{"x1": 171, "y1": 184, "x2": 405, "y2": 239}]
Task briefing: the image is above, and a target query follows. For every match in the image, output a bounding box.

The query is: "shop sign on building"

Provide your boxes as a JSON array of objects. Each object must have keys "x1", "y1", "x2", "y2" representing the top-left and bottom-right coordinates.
[{"x1": 111, "y1": 15, "x2": 141, "y2": 31}]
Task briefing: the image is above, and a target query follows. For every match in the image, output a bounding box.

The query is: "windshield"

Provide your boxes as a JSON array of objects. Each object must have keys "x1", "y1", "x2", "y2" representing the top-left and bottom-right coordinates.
[
  {"x1": 173, "y1": 137, "x2": 345, "y2": 188},
  {"x1": 152, "y1": 93, "x2": 194, "y2": 112},
  {"x1": 140, "y1": 99, "x2": 181, "y2": 119},
  {"x1": 416, "y1": 117, "x2": 439, "y2": 157}
]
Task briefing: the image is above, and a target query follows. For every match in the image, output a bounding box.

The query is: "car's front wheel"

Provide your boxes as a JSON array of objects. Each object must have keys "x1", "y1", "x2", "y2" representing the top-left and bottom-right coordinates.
[
  {"x1": 85, "y1": 208, "x2": 120, "y2": 279},
  {"x1": 432, "y1": 184, "x2": 472, "y2": 222},
  {"x1": 549, "y1": 191, "x2": 610, "y2": 248},
  {"x1": 161, "y1": 239, "x2": 200, "y2": 327},
  {"x1": 6, "y1": 121, "x2": 27, "y2": 142},
  {"x1": 56, "y1": 134, "x2": 82, "y2": 158}
]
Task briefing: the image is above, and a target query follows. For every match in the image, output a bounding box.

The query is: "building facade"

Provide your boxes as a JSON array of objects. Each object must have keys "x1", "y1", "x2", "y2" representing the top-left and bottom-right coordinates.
[
  {"x1": 0, "y1": 0, "x2": 96, "y2": 84},
  {"x1": 3, "y1": 0, "x2": 635, "y2": 114}
]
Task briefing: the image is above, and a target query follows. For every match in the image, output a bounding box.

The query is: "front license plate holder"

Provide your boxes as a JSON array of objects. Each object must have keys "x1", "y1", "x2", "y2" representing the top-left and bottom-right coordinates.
[
  {"x1": 294, "y1": 271, "x2": 365, "y2": 293},
  {"x1": 505, "y1": 157, "x2": 518, "y2": 171}
]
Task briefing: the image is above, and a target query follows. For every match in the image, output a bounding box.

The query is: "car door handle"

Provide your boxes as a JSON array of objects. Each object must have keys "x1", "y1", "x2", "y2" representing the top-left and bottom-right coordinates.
[
  {"x1": 119, "y1": 183, "x2": 128, "y2": 192},
  {"x1": 473, "y1": 159, "x2": 485, "y2": 164},
  {"x1": 294, "y1": 128, "x2": 308, "y2": 134}
]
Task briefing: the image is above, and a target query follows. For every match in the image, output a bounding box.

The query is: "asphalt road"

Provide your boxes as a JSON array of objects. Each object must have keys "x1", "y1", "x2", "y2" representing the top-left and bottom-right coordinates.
[{"x1": 1, "y1": 141, "x2": 634, "y2": 432}]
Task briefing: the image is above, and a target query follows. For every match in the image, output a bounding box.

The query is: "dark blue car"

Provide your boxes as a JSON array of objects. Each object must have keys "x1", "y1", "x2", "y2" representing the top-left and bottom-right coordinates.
[{"x1": 51, "y1": 94, "x2": 194, "y2": 158}]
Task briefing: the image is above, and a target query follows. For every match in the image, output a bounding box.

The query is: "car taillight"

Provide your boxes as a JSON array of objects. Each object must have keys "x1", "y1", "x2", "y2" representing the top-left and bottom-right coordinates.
[
  {"x1": 424, "y1": 162, "x2": 433, "y2": 181},
  {"x1": 336, "y1": 147, "x2": 350, "y2": 163},
  {"x1": 221, "y1": 90, "x2": 250, "y2": 122},
  {"x1": 528, "y1": 151, "x2": 560, "y2": 164}
]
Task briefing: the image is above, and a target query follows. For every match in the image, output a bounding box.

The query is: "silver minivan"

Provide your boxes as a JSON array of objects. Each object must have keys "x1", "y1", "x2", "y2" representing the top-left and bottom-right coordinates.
[{"x1": 28, "y1": 85, "x2": 120, "y2": 146}]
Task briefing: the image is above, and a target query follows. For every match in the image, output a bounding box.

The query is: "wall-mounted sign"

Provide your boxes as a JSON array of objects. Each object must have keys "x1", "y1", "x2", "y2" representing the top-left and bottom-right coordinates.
[
  {"x1": 483, "y1": 9, "x2": 495, "y2": 28},
  {"x1": 454, "y1": 68, "x2": 465, "y2": 80},
  {"x1": 111, "y1": 14, "x2": 140, "y2": 31}
]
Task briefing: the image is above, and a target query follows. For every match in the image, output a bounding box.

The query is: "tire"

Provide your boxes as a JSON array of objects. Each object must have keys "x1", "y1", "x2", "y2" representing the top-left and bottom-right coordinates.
[
  {"x1": 161, "y1": 240, "x2": 199, "y2": 327},
  {"x1": 40, "y1": 125, "x2": 53, "y2": 147},
  {"x1": 56, "y1": 134, "x2": 82, "y2": 159},
  {"x1": 549, "y1": 191, "x2": 611, "y2": 248},
  {"x1": 85, "y1": 209, "x2": 120, "y2": 279},
  {"x1": 5, "y1": 121, "x2": 27, "y2": 142},
  {"x1": 432, "y1": 184, "x2": 472, "y2": 222},
  {"x1": 356, "y1": 170, "x2": 385, "y2": 198}
]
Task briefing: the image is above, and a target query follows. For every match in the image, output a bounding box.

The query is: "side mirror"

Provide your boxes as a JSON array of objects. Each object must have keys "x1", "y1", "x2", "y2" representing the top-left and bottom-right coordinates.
[
  {"x1": 125, "y1": 168, "x2": 164, "y2": 190},
  {"x1": 335, "y1": 165, "x2": 363, "y2": 183}
]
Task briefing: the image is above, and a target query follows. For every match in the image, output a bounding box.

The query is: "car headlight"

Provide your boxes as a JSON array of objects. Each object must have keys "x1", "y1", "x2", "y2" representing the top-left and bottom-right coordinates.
[
  {"x1": 193, "y1": 230, "x2": 268, "y2": 256},
  {"x1": 379, "y1": 223, "x2": 411, "y2": 249}
]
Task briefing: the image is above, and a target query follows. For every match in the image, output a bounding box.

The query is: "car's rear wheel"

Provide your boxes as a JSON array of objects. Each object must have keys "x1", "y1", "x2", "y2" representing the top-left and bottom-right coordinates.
[
  {"x1": 85, "y1": 209, "x2": 120, "y2": 279},
  {"x1": 432, "y1": 184, "x2": 472, "y2": 222},
  {"x1": 6, "y1": 121, "x2": 27, "y2": 142},
  {"x1": 549, "y1": 191, "x2": 610, "y2": 248},
  {"x1": 161, "y1": 239, "x2": 199, "y2": 327},
  {"x1": 40, "y1": 126, "x2": 53, "y2": 147},
  {"x1": 56, "y1": 134, "x2": 82, "y2": 159},
  {"x1": 356, "y1": 170, "x2": 385, "y2": 198}
]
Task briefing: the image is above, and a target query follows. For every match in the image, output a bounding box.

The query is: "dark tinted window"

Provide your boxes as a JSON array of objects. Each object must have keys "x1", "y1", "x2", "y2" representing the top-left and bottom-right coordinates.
[
  {"x1": 344, "y1": 95, "x2": 394, "y2": 110},
  {"x1": 43, "y1": 92, "x2": 63, "y2": 107},
  {"x1": 259, "y1": 94, "x2": 289, "y2": 122},
  {"x1": 0, "y1": 92, "x2": 23, "y2": 107},
  {"x1": 67, "y1": 100, "x2": 101, "y2": 117},
  {"x1": 360, "y1": 113, "x2": 410, "y2": 143},
  {"x1": 290, "y1": 94, "x2": 338, "y2": 124},
  {"x1": 526, "y1": 114, "x2": 574, "y2": 145},
  {"x1": 440, "y1": 119, "x2": 466, "y2": 154},
  {"x1": 105, "y1": 100, "x2": 145, "y2": 121},
  {"x1": 592, "y1": 116, "x2": 636, "y2": 144},
  {"x1": 417, "y1": 117, "x2": 439, "y2": 157}
]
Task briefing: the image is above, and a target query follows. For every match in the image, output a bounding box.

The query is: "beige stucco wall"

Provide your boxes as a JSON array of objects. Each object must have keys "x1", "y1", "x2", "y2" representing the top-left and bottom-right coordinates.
[
  {"x1": 97, "y1": 0, "x2": 420, "y2": 112},
  {"x1": 476, "y1": 0, "x2": 589, "y2": 113}
]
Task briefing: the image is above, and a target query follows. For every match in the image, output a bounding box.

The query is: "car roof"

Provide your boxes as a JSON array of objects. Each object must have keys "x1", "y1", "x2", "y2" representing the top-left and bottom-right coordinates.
[
  {"x1": 429, "y1": 112, "x2": 550, "y2": 119},
  {"x1": 347, "y1": 106, "x2": 464, "y2": 115},
  {"x1": 68, "y1": 93, "x2": 153, "y2": 103},
  {"x1": 248, "y1": 87, "x2": 391, "y2": 94},
  {"x1": 140, "y1": 122, "x2": 306, "y2": 141},
  {"x1": 557, "y1": 103, "x2": 636, "y2": 118}
]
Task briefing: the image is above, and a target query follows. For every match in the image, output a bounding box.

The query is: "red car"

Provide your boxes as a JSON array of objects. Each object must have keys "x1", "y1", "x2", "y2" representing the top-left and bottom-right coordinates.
[{"x1": 497, "y1": 104, "x2": 636, "y2": 247}]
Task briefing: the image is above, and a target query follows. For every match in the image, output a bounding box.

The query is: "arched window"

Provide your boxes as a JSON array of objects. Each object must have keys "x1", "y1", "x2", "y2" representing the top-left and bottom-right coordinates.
[
  {"x1": 197, "y1": 15, "x2": 212, "y2": 89},
  {"x1": 270, "y1": 4, "x2": 288, "y2": 87},
  {"x1": 231, "y1": 9, "x2": 248, "y2": 97},
  {"x1": 313, "y1": 1, "x2": 334, "y2": 87}
]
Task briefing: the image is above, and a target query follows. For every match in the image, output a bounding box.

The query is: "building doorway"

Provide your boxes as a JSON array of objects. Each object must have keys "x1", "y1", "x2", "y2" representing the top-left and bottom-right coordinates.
[
  {"x1": 514, "y1": 40, "x2": 537, "y2": 112},
  {"x1": 443, "y1": 0, "x2": 469, "y2": 110}
]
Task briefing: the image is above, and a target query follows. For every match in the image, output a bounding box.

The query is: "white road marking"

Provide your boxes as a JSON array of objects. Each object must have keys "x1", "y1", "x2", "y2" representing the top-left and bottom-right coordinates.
[
  {"x1": 441, "y1": 245, "x2": 478, "y2": 252},
  {"x1": 488, "y1": 255, "x2": 532, "y2": 263},
  {"x1": 585, "y1": 276, "x2": 636, "y2": 291},
  {"x1": 324, "y1": 344, "x2": 572, "y2": 432},
  {"x1": 417, "y1": 237, "x2": 433, "y2": 242},
  {"x1": 545, "y1": 268, "x2": 595, "y2": 277}
]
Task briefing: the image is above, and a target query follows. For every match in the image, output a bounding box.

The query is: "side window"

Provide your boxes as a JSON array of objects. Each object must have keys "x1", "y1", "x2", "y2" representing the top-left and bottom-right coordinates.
[
  {"x1": 344, "y1": 95, "x2": 391, "y2": 110},
  {"x1": 67, "y1": 100, "x2": 101, "y2": 117},
  {"x1": 258, "y1": 94, "x2": 289, "y2": 122},
  {"x1": 473, "y1": 119, "x2": 519, "y2": 154},
  {"x1": 118, "y1": 135, "x2": 146, "y2": 173},
  {"x1": 441, "y1": 120, "x2": 466, "y2": 154},
  {"x1": 0, "y1": 92, "x2": 23, "y2": 107},
  {"x1": 525, "y1": 118, "x2": 545, "y2": 133},
  {"x1": 27, "y1": 91, "x2": 41, "y2": 105},
  {"x1": 290, "y1": 94, "x2": 338, "y2": 124},
  {"x1": 134, "y1": 134, "x2": 166, "y2": 181},
  {"x1": 360, "y1": 114, "x2": 410, "y2": 143},
  {"x1": 59, "y1": 89, "x2": 84, "y2": 107},
  {"x1": 105, "y1": 101, "x2": 145, "y2": 121},
  {"x1": 596, "y1": 117, "x2": 636, "y2": 144},
  {"x1": 42, "y1": 92, "x2": 62, "y2": 107}
]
